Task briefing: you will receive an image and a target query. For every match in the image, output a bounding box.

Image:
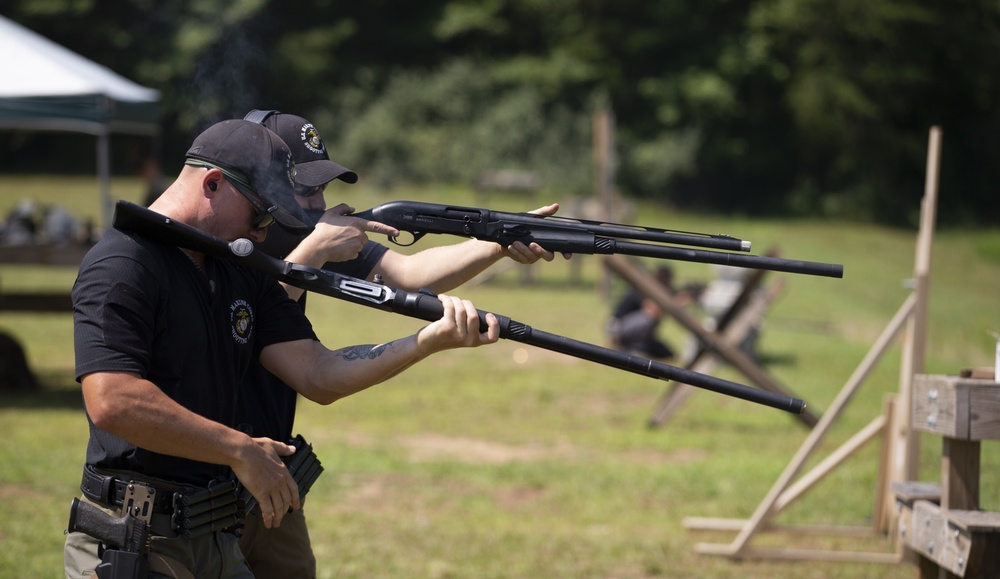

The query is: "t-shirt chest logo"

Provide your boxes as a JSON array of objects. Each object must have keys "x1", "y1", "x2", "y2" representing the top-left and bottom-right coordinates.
[{"x1": 230, "y1": 299, "x2": 254, "y2": 344}]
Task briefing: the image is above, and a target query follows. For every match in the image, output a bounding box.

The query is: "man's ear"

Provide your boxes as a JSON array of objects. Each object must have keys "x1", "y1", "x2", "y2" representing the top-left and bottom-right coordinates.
[{"x1": 202, "y1": 167, "x2": 224, "y2": 195}]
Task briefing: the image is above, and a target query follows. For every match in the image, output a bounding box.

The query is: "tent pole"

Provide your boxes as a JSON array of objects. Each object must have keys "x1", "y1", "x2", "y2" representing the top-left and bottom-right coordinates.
[{"x1": 97, "y1": 127, "x2": 112, "y2": 231}]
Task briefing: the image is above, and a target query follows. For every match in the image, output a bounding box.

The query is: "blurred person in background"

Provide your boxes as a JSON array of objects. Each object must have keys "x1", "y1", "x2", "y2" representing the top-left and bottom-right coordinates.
[{"x1": 606, "y1": 265, "x2": 702, "y2": 361}]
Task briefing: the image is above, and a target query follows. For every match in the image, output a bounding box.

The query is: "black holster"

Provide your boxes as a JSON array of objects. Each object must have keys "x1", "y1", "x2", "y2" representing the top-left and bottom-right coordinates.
[{"x1": 95, "y1": 548, "x2": 148, "y2": 579}]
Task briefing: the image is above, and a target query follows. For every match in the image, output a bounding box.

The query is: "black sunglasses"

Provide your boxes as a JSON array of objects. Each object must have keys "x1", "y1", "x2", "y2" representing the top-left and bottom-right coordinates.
[{"x1": 228, "y1": 179, "x2": 277, "y2": 230}]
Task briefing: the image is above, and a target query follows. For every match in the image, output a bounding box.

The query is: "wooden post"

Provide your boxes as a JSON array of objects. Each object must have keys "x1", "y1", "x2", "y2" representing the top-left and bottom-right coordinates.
[{"x1": 885, "y1": 126, "x2": 942, "y2": 527}]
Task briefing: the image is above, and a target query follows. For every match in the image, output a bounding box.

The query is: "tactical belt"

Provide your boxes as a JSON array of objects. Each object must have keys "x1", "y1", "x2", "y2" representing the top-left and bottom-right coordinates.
[
  {"x1": 80, "y1": 465, "x2": 239, "y2": 539},
  {"x1": 81, "y1": 466, "x2": 175, "y2": 515}
]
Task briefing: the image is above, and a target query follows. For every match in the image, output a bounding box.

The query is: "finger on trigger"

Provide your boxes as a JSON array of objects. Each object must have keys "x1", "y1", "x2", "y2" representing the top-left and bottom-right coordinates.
[{"x1": 368, "y1": 220, "x2": 399, "y2": 237}]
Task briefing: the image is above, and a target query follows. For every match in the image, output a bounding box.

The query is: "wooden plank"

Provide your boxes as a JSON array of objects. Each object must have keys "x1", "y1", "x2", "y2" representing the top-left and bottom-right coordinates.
[
  {"x1": 774, "y1": 413, "x2": 886, "y2": 513},
  {"x1": 913, "y1": 374, "x2": 962, "y2": 437},
  {"x1": 648, "y1": 277, "x2": 786, "y2": 426},
  {"x1": 947, "y1": 509, "x2": 1000, "y2": 532},
  {"x1": 941, "y1": 438, "x2": 980, "y2": 511},
  {"x1": 914, "y1": 375, "x2": 1000, "y2": 440},
  {"x1": 891, "y1": 481, "x2": 942, "y2": 504},
  {"x1": 874, "y1": 395, "x2": 896, "y2": 533},
  {"x1": 908, "y1": 500, "x2": 945, "y2": 561},
  {"x1": 0, "y1": 292, "x2": 73, "y2": 312},
  {"x1": 682, "y1": 517, "x2": 750, "y2": 532},
  {"x1": 695, "y1": 543, "x2": 901, "y2": 564},
  {"x1": 959, "y1": 367, "x2": 996, "y2": 380},
  {"x1": 891, "y1": 126, "x2": 943, "y2": 501},
  {"x1": 0, "y1": 244, "x2": 90, "y2": 266},
  {"x1": 684, "y1": 517, "x2": 881, "y2": 537},
  {"x1": 969, "y1": 385, "x2": 1000, "y2": 440}
]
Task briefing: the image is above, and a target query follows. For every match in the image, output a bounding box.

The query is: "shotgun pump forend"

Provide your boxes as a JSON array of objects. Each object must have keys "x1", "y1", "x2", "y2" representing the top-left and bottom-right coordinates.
[{"x1": 351, "y1": 200, "x2": 844, "y2": 279}]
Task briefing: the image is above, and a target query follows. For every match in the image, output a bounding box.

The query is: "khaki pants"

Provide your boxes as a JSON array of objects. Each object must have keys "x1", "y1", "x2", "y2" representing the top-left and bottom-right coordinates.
[
  {"x1": 238, "y1": 506, "x2": 316, "y2": 579},
  {"x1": 64, "y1": 495, "x2": 253, "y2": 579}
]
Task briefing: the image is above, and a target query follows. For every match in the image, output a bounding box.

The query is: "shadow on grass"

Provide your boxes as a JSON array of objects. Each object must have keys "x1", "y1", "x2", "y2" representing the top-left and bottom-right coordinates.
[
  {"x1": 0, "y1": 370, "x2": 82, "y2": 410},
  {"x1": 755, "y1": 352, "x2": 798, "y2": 367}
]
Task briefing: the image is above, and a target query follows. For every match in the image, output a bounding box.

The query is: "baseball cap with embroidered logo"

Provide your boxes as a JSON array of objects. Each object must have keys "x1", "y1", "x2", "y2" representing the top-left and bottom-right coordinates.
[
  {"x1": 244, "y1": 109, "x2": 358, "y2": 188},
  {"x1": 185, "y1": 119, "x2": 312, "y2": 235}
]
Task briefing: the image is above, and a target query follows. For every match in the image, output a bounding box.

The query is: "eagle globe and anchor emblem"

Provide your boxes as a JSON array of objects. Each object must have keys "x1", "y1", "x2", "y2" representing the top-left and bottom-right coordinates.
[{"x1": 230, "y1": 299, "x2": 254, "y2": 344}]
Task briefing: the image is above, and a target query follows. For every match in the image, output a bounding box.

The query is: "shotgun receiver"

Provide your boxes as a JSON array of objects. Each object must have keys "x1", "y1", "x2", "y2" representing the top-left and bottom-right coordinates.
[
  {"x1": 352, "y1": 200, "x2": 844, "y2": 279},
  {"x1": 111, "y1": 200, "x2": 806, "y2": 415}
]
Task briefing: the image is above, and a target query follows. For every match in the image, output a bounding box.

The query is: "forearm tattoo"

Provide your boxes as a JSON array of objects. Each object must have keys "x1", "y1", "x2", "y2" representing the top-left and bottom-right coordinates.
[{"x1": 339, "y1": 342, "x2": 392, "y2": 361}]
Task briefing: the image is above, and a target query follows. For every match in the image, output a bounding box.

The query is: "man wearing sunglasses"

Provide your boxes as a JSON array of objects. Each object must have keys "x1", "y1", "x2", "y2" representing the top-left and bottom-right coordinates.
[
  {"x1": 234, "y1": 110, "x2": 566, "y2": 578},
  {"x1": 65, "y1": 119, "x2": 501, "y2": 579}
]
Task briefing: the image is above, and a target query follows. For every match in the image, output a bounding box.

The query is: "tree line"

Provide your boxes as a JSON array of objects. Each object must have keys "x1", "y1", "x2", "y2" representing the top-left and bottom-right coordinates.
[{"x1": 2, "y1": 0, "x2": 998, "y2": 227}]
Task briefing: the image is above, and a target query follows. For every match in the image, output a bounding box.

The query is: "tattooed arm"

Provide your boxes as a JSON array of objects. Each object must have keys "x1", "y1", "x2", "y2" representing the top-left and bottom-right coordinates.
[{"x1": 259, "y1": 294, "x2": 499, "y2": 404}]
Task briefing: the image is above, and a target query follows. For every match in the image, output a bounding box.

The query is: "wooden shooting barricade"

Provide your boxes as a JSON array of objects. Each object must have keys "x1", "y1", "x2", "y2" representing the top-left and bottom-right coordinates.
[
  {"x1": 601, "y1": 252, "x2": 819, "y2": 429},
  {"x1": 649, "y1": 249, "x2": 804, "y2": 428},
  {"x1": 892, "y1": 374, "x2": 1000, "y2": 578},
  {"x1": 682, "y1": 126, "x2": 945, "y2": 566}
]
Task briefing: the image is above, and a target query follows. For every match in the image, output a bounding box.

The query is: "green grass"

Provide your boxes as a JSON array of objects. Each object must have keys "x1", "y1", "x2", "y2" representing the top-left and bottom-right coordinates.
[{"x1": 1, "y1": 175, "x2": 998, "y2": 578}]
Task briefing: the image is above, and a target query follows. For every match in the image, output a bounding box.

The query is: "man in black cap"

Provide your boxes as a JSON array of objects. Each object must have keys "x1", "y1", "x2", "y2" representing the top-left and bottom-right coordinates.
[
  {"x1": 235, "y1": 110, "x2": 564, "y2": 578},
  {"x1": 64, "y1": 119, "x2": 501, "y2": 579}
]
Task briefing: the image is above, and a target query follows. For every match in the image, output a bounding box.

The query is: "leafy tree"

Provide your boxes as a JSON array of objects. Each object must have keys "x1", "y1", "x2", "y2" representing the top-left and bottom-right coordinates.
[{"x1": 2, "y1": 0, "x2": 999, "y2": 225}]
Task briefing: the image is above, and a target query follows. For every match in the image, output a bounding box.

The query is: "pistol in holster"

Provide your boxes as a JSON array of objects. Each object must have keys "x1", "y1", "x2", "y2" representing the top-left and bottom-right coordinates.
[{"x1": 67, "y1": 483, "x2": 154, "y2": 579}]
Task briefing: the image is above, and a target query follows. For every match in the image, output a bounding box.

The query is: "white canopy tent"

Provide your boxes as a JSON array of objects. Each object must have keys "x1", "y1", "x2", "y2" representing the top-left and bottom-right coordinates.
[{"x1": 0, "y1": 15, "x2": 160, "y2": 228}]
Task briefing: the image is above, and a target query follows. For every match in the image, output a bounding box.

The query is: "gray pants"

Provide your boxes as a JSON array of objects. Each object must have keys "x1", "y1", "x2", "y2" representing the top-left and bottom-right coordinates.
[{"x1": 64, "y1": 496, "x2": 253, "y2": 579}]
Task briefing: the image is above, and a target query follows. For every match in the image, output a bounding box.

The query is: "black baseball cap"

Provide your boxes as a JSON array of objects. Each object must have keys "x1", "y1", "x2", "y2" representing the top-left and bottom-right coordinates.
[
  {"x1": 244, "y1": 109, "x2": 358, "y2": 188},
  {"x1": 185, "y1": 119, "x2": 311, "y2": 235}
]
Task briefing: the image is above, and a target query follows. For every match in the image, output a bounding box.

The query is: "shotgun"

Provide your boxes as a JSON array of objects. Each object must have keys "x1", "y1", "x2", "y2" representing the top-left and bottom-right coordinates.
[{"x1": 351, "y1": 200, "x2": 844, "y2": 279}]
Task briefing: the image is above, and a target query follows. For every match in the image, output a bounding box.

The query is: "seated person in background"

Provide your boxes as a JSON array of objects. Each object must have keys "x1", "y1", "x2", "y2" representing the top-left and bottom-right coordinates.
[{"x1": 606, "y1": 265, "x2": 701, "y2": 360}]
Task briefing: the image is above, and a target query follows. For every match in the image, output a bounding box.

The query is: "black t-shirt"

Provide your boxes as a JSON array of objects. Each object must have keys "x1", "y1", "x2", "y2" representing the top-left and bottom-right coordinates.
[
  {"x1": 73, "y1": 227, "x2": 318, "y2": 486},
  {"x1": 235, "y1": 241, "x2": 389, "y2": 442}
]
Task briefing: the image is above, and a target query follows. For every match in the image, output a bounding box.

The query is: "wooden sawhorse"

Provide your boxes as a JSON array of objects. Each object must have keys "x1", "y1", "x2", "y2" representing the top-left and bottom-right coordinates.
[{"x1": 601, "y1": 253, "x2": 819, "y2": 428}]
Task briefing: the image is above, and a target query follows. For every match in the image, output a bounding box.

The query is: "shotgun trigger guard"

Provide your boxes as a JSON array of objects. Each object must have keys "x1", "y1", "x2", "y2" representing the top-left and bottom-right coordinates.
[{"x1": 286, "y1": 263, "x2": 320, "y2": 280}]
